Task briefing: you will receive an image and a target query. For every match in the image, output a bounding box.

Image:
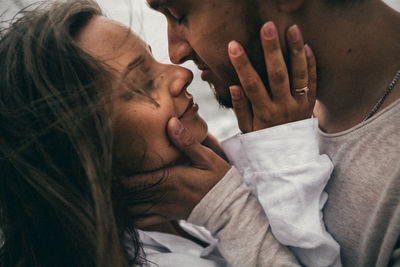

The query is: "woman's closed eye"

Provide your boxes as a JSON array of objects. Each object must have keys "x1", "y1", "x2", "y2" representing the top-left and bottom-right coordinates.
[{"x1": 126, "y1": 56, "x2": 145, "y2": 74}]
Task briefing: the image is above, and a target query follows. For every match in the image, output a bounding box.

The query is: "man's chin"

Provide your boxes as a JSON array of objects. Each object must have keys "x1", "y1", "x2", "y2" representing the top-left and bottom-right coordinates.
[{"x1": 209, "y1": 82, "x2": 233, "y2": 108}]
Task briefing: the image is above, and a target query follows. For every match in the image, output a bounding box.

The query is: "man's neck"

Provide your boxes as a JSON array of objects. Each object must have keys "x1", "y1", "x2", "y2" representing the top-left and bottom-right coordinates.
[{"x1": 298, "y1": 1, "x2": 400, "y2": 133}]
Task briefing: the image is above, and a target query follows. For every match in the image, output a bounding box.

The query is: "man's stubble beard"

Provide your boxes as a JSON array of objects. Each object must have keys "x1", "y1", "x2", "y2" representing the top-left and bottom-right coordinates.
[
  {"x1": 211, "y1": 1, "x2": 266, "y2": 108},
  {"x1": 210, "y1": 80, "x2": 233, "y2": 108}
]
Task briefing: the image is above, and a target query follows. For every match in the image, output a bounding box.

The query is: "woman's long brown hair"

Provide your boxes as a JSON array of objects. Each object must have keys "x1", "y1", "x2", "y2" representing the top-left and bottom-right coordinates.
[{"x1": 0, "y1": 1, "x2": 144, "y2": 266}]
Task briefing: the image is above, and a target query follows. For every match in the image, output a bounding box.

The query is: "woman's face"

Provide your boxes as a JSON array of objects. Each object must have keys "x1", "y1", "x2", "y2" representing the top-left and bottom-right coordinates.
[{"x1": 77, "y1": 16, "x2": 208, "y2": 174}]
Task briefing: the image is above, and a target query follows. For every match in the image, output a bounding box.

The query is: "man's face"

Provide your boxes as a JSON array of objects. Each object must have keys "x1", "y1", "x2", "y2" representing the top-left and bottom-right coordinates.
[{"x1": 147, "y1": 0, "x2": 265, "y2": 107}]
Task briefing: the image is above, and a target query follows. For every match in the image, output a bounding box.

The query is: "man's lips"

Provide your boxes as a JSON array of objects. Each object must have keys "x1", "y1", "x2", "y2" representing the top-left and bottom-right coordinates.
[
  {"x1": 200, "y1": 69, "x2": 212, "y2": 81},
  {"x1": 197, "y1": 64, "x2": 212, "y2": 81},
  {"x1": 178, "y1": 98, "x2": 199, "y2": 120}
]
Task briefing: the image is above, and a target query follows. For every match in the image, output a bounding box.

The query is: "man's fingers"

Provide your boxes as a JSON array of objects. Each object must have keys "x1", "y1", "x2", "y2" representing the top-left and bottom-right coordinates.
[
  {"x1": 305, "y1": 44, "x2": 317, "y2": 106},
  {"x1": 202, "y1": 133, "x2": 227, "y2": 160},
  {"x1": 128, "y1": 203, "x2": 159, "y2": 216},
  {"x1": 121, "y1": 168, "x2": 167, "y2": 192},
  {"x1": 286, "y1": 25, "x2": 309, "y2": 102},
  {"x1": 135, "y1": 214, "x2": 169, "y2": 229},
  {"x1": 228, "y1": 40, "x2": 272, "y2": 109},
  {"x1": 167, "y1": 117, "x2": 214, "y2": 169},
  {"x1": 230, "y1": 85, "x2": 253, "y2": 133},
  {"x1": 260, "y1": 21, "x2": 291, "y2": 101}
]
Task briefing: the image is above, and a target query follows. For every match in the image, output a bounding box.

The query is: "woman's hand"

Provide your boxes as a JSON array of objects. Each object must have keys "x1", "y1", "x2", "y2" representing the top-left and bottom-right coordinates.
[
  {"x1": 228, "y1": 22, "x2": 317, "y2": 133},
  {"x1": 121, "y1": 118, "x2": 230, "y2": 228}
]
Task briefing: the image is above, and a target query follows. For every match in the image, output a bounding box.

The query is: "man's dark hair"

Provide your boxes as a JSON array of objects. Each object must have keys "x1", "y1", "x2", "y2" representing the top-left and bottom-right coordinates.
[{"x1": 325, "y1": 0, "x2": 367, "y2": 5}]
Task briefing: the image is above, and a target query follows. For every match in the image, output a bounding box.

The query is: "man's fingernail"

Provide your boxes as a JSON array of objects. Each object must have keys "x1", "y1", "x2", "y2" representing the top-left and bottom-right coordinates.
[
  {"x1": 288, "y1": 24, "x2": 300, "y2": 43},
  {"x1": 262, "y1": 21, "x2": 276, "y2": 40},
  {"x1": 230, "y1": 86, "x2": 243, "y2": 100},
  {"x1": 228, "y1": 41, "x2": 242, "y2": 57},
  {"x1": 173, "y1": 118, "x2": 184, "y2": 136}
]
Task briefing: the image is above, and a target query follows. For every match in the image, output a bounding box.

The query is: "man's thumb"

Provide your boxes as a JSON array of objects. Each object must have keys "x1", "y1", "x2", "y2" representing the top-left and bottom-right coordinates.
[
  {"x1": 167, "y1": 117, "x2": 211, "y2": 167},
  {"x1": 167, "y1": 117, "x2": 197, "y2": 150}
]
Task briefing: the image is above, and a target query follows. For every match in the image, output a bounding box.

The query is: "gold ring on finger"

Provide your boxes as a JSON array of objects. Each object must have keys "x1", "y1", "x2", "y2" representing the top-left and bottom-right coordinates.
[{"x1": 294, "y1": 86, "x2": 309, "y2": 96}]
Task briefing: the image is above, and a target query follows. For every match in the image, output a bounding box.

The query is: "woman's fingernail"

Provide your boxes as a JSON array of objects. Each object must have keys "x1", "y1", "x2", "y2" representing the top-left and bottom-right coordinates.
[
  {"x1": 288, "y1": 24, "x2": 300, "y2": 43},
  {"x1": 230, "y1": 86, "x2": 243, "y2": 100},
  {"x1": 228, "y1": 41, "x2": 243, "y2": 57},
  {"x1": 305, "y1": 44, "x2": 313, "y2": 58},
  {"x1": 262, "y1": 21, "x2": 276, "y2": 40}
]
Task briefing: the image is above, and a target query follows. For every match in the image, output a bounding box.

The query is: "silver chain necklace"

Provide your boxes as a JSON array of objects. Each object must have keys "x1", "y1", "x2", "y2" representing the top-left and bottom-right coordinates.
[{"x1": 364, "y1": 69, "x2": 400, "y2": 121}]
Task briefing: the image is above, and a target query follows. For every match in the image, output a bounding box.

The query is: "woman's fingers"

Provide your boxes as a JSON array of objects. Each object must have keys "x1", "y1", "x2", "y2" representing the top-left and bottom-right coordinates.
[
  {"x1": 305, "y1": 44, "x2": 317, "y2": 107},
  {"x1": 228, "y1": 41, "x2": 271, "y2": 110},
  {"x1": 260, "y1": 21, "x2": 291, "y2": 101},
  {"x1": 229, "y1": 85, "x2": 253, "y2": 133},
  {"x1": 227, "y1": 22, "x2": 317, "y2": 131},
  {"x1": 286, "y1": 25, "x2": 309, "y2": 102}
]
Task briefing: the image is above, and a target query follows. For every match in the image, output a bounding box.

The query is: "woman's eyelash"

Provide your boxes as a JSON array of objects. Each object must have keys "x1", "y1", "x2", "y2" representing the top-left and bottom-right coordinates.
[{"x1": 126, "y1": 56, "x2": 144, "y2": 74}]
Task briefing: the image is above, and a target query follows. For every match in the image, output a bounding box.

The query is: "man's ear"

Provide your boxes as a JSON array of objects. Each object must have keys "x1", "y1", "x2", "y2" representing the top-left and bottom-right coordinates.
[{"x1": 277, "y1": 0, "x2": 305, "y2": 13}]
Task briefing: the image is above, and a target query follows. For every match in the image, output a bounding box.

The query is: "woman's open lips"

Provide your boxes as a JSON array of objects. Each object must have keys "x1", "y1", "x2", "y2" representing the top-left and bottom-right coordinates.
[{"x1": 179, "y1": 99, "x2": 199, "y2": 120}]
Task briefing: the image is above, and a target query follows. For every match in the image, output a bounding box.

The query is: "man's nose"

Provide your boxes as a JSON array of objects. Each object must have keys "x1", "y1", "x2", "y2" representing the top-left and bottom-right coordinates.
[{"x1": 167, "y1": 25, "x2": 193, "y2": 64}]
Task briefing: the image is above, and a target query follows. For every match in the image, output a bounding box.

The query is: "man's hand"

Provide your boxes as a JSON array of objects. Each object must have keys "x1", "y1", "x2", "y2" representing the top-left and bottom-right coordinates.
[
  {"x1": 121, "y1": 118, "x2": 230, "y2": 228},
  {"x1": 228, "y1": 22, "x2": 317, "y2": 133},
  {"x1": 201, "y1": 132, "x2": 227, "y2": 161}
]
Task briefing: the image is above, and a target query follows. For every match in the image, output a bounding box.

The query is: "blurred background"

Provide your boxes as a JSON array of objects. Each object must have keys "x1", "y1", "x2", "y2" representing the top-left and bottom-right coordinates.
[{"x1": 1, "y1": 0, "x2": 400, "y2": 140}]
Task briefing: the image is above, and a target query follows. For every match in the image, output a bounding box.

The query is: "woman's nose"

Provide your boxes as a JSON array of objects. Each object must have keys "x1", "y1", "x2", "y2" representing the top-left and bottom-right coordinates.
[{"x1": 169, "y1": 66, "x2": 193, "y2": 97}]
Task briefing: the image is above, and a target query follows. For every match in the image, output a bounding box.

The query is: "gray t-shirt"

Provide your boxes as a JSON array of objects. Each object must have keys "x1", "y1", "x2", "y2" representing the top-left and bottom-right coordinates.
[{"x1": 319, "y1": 98, "x2": 400, "y2": 266}]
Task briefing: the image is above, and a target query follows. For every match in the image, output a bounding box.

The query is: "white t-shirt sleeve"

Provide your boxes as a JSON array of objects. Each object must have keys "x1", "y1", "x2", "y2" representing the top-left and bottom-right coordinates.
[{"x1": 222, "y1": 118, "x2": 341, "y2": 267}]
